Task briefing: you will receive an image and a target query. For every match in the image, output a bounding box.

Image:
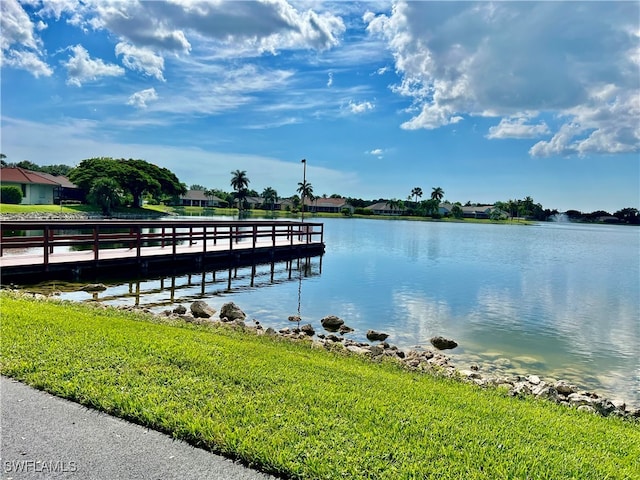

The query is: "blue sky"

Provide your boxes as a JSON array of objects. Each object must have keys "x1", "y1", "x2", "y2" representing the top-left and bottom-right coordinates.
[{"x1": 1, "y1": 1, "x2": 639, "y2": 213}]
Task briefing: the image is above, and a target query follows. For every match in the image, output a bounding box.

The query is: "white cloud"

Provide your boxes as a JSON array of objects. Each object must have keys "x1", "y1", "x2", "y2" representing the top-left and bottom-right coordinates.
[
  {"x1": 2, "y1": 49, "x2": 53, "y2": 77},
  {"x1": 63, "y1": 45, "x2": 125, "y2": 87},
  {"x1": 487, "y1": 114, "x2": 550, "y2": 140},
  {"x1": 56, "y1": 0, "x2": 344, "y2": 56},
  {"x1": 348, "y1": 100, "x2": 374, "y2": 114},
  {"x1": 0, "y1": 0, "x2": 40, "y2": 50},
  {"x1": 368, "y1": 148, "x2": 384, "y2": 158},
  {"x1": 530, "y1": 86, "x2": 640, "y2": 157},
  {"x1": 327, "y1": 72, "x2": 333, "y2": 87},
  {"x1": 366, "y1": 1, "x2": 640, "y2": 156},
  {"x1": 115, "y1": 42, "x2": 165, "y2": 81},
  {"x1": 127, "y1": 88, "x2": 159, "y2": 109},
  {"x1": 0, "y1": 0, "x2": 52, "y2": 77}
]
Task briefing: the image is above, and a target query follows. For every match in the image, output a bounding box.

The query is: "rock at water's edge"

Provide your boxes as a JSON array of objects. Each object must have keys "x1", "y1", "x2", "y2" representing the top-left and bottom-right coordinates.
[
  {"x1": 366, "y1": 330, "x2": 389, "y2": 342},
  {"x1": 321, "y1": 315, "x2": 344, "y2": 331},
  {"x1": 430, "y1": 336, "x2": 458, "y2": 350},
  {"x1": 219, "y1": 302, "x2": 246, "y2": 321},
  {"x1": 191, "y1": 300, "x2": 216, "y2": 318}
]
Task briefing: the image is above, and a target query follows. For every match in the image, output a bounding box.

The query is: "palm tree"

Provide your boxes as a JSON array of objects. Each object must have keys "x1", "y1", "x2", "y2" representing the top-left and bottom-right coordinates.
[
  {"x1": 411, "y1": 187, "x2": 423, "y2": 204},
  {"x1": 261, "y1": 187, "x2": 278, "y2": 213},
  {"x1": 230, "y1": 170, "x2": 250, "y2": 211},
  {"x1": 431, "y1": 187, "x2": 444, "y2": 202},
  {"x1": 204, "y1": 188, "x2": 215, "y2": 208},
  {"x1": 387, "y1": 198, "x2": 404, "y2": 215},
  {"x1": 297, "y1": 181, "x2": 314, "y2": 213}
]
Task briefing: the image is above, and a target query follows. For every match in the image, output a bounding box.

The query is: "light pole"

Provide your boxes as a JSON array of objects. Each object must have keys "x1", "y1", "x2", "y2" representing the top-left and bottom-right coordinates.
[{"x1": 301, "y1": 158, "x2": 306, "y2": 222}]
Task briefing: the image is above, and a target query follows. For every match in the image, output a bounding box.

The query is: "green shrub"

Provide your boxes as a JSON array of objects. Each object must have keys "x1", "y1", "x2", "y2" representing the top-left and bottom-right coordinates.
[
  {"x1": 0, "y1": 186, "x2": 23, "y2": 204},
  {"x1": 354, "y1": 207, "x2": 373, "y2": 215}
]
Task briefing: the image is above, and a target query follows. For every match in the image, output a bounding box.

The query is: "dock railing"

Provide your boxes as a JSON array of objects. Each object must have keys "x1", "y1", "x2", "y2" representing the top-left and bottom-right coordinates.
[{"x1": 0, "y1": 219, "x2": 324, "y2": 267}]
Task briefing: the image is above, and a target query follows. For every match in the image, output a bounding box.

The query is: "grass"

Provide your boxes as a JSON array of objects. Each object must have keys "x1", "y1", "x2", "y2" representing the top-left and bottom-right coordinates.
[
  {"x1": 0, "y1": 203, "x2": 168, "y2": 216},
  {"x1": 1, "y1": 292, "x2": 638, "y2": 479}
]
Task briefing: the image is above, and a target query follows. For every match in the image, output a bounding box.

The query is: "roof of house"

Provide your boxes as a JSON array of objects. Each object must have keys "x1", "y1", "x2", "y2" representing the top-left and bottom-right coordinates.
[
  {"x1": 0, "y1": 167, "x2": 62, "y2": 186},
  {"x1": 366, "y1": 202, "x2": 398, "y2": 210},
  {"x1": 34, "y1": 172, "x2": 78, "y2": 189},
  {"x1": 462, "y1": 205, "x2": 494, "y2": 213},
  {"x1": 244, "y1": 196, "x2": 264, "y2": 204},
  {"x1": 304, "y1": 197, "x2": 349, "y2": 207},
  {"x1": 181, "y1": 190, "x2": 222, "y2": 202}
]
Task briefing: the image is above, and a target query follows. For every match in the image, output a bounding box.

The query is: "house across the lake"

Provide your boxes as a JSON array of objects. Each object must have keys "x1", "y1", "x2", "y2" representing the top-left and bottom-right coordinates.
[
  {"x1": 366, "y1": 201, "x2": 406, "y2": 215},
  {"x1": 0, "y1": 167, "x2": 81, "y2": 205},
  {"x1": 179, "y1": 190, "x2": 224, "y2": 207},
  {"x1": 304, "y1": 197, "x2": 354, "y2": 214}
]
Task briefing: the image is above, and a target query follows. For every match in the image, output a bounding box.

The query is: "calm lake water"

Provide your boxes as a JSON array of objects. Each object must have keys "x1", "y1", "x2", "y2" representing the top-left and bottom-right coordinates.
[{"x1": 52, "y1": 216, "x2": 640, "y2": 406}]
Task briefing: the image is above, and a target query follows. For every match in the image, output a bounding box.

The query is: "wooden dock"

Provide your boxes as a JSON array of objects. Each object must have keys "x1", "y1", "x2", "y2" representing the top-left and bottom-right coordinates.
[{"x1": 0, "y1": 219, "x2": 324, "y2": 283}]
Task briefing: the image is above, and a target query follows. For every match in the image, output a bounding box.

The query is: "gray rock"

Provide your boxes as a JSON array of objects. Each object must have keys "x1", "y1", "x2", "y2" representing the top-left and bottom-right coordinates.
[
  {"x1": 300, "y1": 324, "x2": 315, "y2": 336},
  {"x1": 526, "y1": 374, "x2": 541, "y2": 385},
  {"x1": 554, "y1": 380, "x2": 576, "y2": 395},
  {"x1": 593, "y1": 399, "x2": 617, "y2": 416},
  {"x1": 429, "y1": 336, "x2": 458, "y2": 350},
  {"x1": 366, "y1": 330, "x2": 389, "y2": 342},
  {"x1": 219, "y1": 302, "x2": 246, "y2": 321},
  {"x1": 533, "y1": 386, "x2": 559, "y2": 401},
  {"x1": 338, "y1": 324, "x2": 354, "y2": 334},
  {"x1": 190, "y1": 300, "x2": 215, "y2": 318},
  {"x1": 288, "y1": 315, "x2": 301, "y2": 323},
  {"x1": 568, "y1": 393, "x2": 595, "y2": 407},
  {"x1": 346, "y1": 345, "x2": 370, "y2": 355},
  {"x1": 173, "y1": 304, "x2": 187, "y2": 314},
  {"x1": 81, "y1": 283, "x2": 107, "y2": 292},
  {"x1": 511, "y1": 382, "x2": 532, "y2": 397},
  {"x1": 369, "y1": 345, "x2": 384, "y2": 356},
  {"x1": 320, "y1": 315, "x2": 344, "y2": 331}
]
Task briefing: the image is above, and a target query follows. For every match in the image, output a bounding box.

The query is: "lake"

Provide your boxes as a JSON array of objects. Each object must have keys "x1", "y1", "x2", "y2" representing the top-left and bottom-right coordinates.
[{"x1": 53, "y1": 216, "x2": 640, "y2": 406}]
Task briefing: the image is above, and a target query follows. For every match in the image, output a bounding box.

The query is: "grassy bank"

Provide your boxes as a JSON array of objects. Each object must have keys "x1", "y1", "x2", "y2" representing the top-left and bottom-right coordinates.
[
  {"x1": 1, "y1": 293, "x2": 637, "y2": 479},
  {"x1": 0, "y1": 203, "x2": 169, "y2": 216}
]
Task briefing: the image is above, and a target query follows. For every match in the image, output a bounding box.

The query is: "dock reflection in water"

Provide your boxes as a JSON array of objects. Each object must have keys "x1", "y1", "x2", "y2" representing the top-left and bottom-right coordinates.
[{"x1": 50, "y1": 256, "x2": 322, "y2": 312}]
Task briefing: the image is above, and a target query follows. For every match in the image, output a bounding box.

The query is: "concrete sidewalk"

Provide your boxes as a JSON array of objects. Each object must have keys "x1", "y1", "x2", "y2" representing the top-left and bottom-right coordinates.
[{"x1": 0, "y1": 377, "x2": 278, "y2": 480}]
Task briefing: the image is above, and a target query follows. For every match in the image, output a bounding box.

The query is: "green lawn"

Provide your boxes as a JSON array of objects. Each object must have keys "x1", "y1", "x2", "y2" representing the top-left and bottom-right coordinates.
[
  {"x1": 0, "y1": 203, "x2": 169, "y2": 216},
  {"x1": 1, "y1": 292, "x2": 637, "y2": 479}
]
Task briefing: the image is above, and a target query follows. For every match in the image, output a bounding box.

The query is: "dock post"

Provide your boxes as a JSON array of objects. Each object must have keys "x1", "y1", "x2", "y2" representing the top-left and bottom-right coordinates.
[{"x1": 43, "y1": 225, "x2": 50, "y2": 269}]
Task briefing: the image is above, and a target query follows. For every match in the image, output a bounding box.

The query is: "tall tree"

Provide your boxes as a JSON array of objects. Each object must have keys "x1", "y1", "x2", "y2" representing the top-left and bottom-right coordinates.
[
  {"x1": 88, "y1": 177, "x2": 122, "y2": 215},
  {"x1": 297, "y1": 181, "x2": 314, "y2": 212},
  {"x1": 69, "y1": 157, "x2": 185, "y2": 207},
  {"x1": 204, "y1": 189, "x2": 215, "y2": 207},
  {"x1": 411, "y1": 187, "x2": 423, "y2": 204},
  {"x1": 261, "y1": 187, "x2": 278, "y2": 212},
  {"x1": 230, "y1": 170, "x2": 250, "y2": 211},
  {"x1": 123, "y1": 158, "x2": 185, "y2": 205},
  {"x1": 431, "y1": 187, "x2": 444, "y2": 202},
  {"x1": 387, "y1": 198, "x2": 405, "y2": 214}
]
